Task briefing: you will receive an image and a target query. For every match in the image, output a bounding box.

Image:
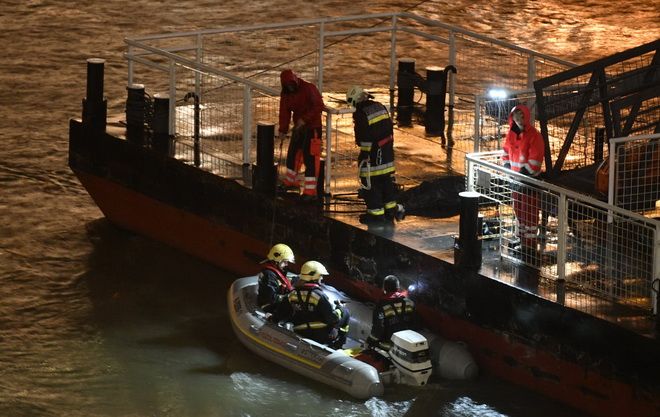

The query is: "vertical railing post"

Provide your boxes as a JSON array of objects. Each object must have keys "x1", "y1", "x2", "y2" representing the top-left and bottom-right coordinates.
[
  {"x1": 168, "y1": 60, "x2": 176, "y2": 135},
  {"x1": 318, "y1": 21, "x2": 325, "y2": 92},
  {"x1": 193, "y1": 93, "x2": 201, "y2": 167},
  {"x1": 447, "y1": 30, "x2": 457, "y2": 148},
  {"x1": 473, "y1": 95, "x2": 481, "y2": 153},
  {"x1": 127, "y1": 45, "x2": 134, "y2": 87},
  {"x1": 465, "y1": 156, "x2": 475, "y2": 192},
  {"x1": 243, "y1": 85, "x2": 252, "y2": 166},
  {"x1": 608, "y1": 138, "x2": 616, "y2": 209},
  {"x1": 448, "y1": 30, "x2": 456, "y2": 70},
  {"x1": 653, "y1": 225, "x2": 660, "y2": 320},
  {"x1": 527, "y1": 55, "x2": 537, "y2": 122},
  {"x1": 556, "y1": 192, "x2": 567, "y2": 305},
  {"x1": 195, "y1": 33, "x2": 203, "y2": 104},
  {"x1": 389, "y1": 14, "x2": 398, "y2": 114},
  {"x1": 606, "y1": 138, "x2": 617, "y2": 287},
  {"x1": 324, "y1": 111, "x2": 333, "y2": 196}
]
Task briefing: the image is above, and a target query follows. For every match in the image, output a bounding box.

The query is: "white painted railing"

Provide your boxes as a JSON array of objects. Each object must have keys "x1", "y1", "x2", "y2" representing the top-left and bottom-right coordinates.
[
  {"x1": 608, "y1": 133, "x2": 660, "y2": 213},
  {"x1": 466, "y1": 151, "x2": 660, "y2": 312},
  {"x1": 123, "y1": 12, "x2": 575, "y2": 196}
]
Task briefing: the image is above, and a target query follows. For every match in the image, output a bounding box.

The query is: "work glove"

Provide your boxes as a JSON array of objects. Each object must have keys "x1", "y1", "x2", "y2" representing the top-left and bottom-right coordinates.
[
  {"x1": 329, "y1": 327, "x2": 339, "y2": 340},
  {"x1": 503, "y1": 162, "x2": 511, "y2": 169},
  {"x1": 519, "y1": 166, "x2": 531, "y2": 176}
]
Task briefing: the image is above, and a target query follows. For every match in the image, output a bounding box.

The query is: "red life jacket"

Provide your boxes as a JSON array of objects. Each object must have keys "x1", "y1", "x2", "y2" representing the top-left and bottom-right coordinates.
[
  {"x1": 383, "y1": 291, "x2": 406, "y2": 301},
  {"x1": 262, "y1": 264, "x2": 293, "y2": 293}
]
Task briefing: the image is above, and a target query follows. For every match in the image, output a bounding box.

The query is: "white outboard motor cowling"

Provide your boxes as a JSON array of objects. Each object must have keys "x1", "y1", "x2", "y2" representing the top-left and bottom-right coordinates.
[{"x1": 388, "y1": 330, "x2": 433, "y2": 386}]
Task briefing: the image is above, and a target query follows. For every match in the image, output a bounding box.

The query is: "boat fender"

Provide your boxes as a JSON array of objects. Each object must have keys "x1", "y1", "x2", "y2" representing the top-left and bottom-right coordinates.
[{"x1": 426, "y1": 333, "x2": 478, "y2": 380}]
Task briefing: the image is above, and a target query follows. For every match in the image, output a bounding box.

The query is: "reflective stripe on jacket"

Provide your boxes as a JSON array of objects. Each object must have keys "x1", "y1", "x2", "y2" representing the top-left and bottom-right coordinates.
[
  {"x1": 353, "y1": 100, "x2": 395, "y2": 177},
  {"x1": 368, "y1": 292, "x2": 417, "y2": 349},
  {"x1": 287, "y1": 283, "x2": 338, "y2": 331},
  {"x1": 502, "y1": 104, "x2": 544, "y2": 176}
]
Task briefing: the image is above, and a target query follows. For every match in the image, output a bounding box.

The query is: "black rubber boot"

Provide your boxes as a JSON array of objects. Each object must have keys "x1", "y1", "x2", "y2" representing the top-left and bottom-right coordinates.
[{"x1": 359, "y1": 213, "x2": 386, "y2": 224}]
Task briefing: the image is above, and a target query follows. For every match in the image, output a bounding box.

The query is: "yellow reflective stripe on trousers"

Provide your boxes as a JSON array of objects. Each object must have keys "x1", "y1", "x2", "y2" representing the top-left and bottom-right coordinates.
[
  {"x1": 384, "y1": 201, "x2": 397, "y2": 209},
  {"x1": 367, "y1": 208, "x2": 385, "y2": 215},
  {"x1": 360, "y1": 164, "x2": 395, "y2": 177},
  {"x1": 293, "y1": 321, "x2": 328, "y2": 331}
]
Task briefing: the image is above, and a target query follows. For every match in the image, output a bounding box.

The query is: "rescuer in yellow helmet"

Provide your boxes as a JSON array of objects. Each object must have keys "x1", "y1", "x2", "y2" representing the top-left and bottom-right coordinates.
[
  {"x1": 273, "y1": 260, "x2": 349, "y2": 348},
  {"x1": 257, "y1": 243, "x2": 295, "y2": 312}
]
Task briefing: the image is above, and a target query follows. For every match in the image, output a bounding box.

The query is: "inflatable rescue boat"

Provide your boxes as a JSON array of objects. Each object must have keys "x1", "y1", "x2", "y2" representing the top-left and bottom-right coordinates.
[{"x1": 227, "y1": 276, "x2": 477, "y2": 399}]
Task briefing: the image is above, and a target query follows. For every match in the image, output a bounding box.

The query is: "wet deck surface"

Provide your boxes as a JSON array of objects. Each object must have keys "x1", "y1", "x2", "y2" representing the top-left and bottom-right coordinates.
[
  {"x1": 328, "y1": 197, "x2": 659, "y2": 340},
  {"x1": 299, "y1": 122, "x2": 659, "y2": 341}
]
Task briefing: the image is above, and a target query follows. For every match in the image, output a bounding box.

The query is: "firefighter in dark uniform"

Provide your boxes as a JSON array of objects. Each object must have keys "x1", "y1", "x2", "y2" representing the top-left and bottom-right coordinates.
[
  {"x1": 346, "y1": 85, "x2": 405, "y2": 224},
  {"x1": 367, "y1": 275, "x2": 419, "y2": 351},
  {"x1": 257, "y1": 243, "x2": 295, "y2": 313},
  {"x1": 273, "y1": 260, "x2": 349, "y2": 348}
]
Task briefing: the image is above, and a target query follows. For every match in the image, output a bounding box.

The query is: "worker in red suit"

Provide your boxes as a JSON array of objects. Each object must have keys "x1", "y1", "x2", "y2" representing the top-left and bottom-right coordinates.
[
  {"x1": 502, "y1": 104, "x2": 545, "y2": 263},
  {"x1": 278, "y1": 69, "x2": 325, "y2": 201}
]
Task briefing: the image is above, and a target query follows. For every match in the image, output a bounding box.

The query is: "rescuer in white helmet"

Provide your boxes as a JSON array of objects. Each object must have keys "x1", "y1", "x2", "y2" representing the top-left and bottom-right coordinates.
[{"x1": 347, "y1": 85, "x2": 405, "y2": 225}]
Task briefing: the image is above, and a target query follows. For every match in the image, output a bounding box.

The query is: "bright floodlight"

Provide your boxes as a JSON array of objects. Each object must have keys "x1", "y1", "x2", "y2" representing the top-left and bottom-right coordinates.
[{"x1": 488, "y1": 88, "x2": 508, "y2": 100}]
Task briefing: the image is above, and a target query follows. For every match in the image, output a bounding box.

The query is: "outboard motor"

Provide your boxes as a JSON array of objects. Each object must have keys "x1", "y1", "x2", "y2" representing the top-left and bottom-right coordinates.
[{"x1": 388, "y1": 330, "x2": 432, "y2": 386}]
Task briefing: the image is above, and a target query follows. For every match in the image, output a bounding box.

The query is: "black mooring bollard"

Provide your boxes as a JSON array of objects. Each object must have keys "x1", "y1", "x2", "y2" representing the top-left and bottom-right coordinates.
[
  {"x1": 86, "y1": 58, "x2": 104, "y2": 103},
  {"x1": 396, "y1": 58, "x2": 415, "y2": 126},
  {"x1": 82, "y1": 58, "x2": 107, "y2": 137},
  {"x1": 126, "y1": 83, "x2": 145, "y2": 145},
  {"x1": 152, "y1": 93, "x2": 172, "y2": 156},
  {"x1": 252, "y1": 123, "x2": 277, "y2": 195},
  {"x1": 424, "y1": 66, "x2": 446, "y2": 137},
  {"x1": 454, "y1": 191, "x2": 483, "y2": 269}
]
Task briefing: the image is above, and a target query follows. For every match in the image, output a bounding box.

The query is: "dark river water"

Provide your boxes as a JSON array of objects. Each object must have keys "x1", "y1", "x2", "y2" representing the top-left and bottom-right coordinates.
[{"x1": 1, "y1": 1, "x2": 658, "y2": 416}]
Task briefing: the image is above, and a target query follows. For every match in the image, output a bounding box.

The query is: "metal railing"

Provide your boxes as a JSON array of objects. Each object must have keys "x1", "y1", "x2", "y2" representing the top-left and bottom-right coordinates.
[
  {"x1": 608, "y1": 133, "x2": 660, "y2": 214},
  {"x1": 466, "y1": 151, "x2": 660, "y2": 312},
  {"x1": 120, "y1": 12, "x2": 659, "y2": 314},
  {"x1": 123, "y1": 12, "x2": 576, "y2": 195}
]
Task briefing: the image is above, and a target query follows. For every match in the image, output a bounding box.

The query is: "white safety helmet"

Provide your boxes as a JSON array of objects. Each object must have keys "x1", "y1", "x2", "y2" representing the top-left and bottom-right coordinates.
[
  {"x1": 346, "y1": 85, "x2": 367, "y2": 107},
  {"x1": 299, "y1": 260, "x2": 329, "y2": 282}
]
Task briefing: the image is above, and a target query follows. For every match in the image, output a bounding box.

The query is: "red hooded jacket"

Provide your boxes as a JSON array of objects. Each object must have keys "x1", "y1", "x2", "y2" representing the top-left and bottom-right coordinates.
[
  {"x1": 278, "y1": 69, "x2": 324, "y2": 134},
  {"x1": 502, "y1": 104, "x2": 545, "y2": 176}
]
